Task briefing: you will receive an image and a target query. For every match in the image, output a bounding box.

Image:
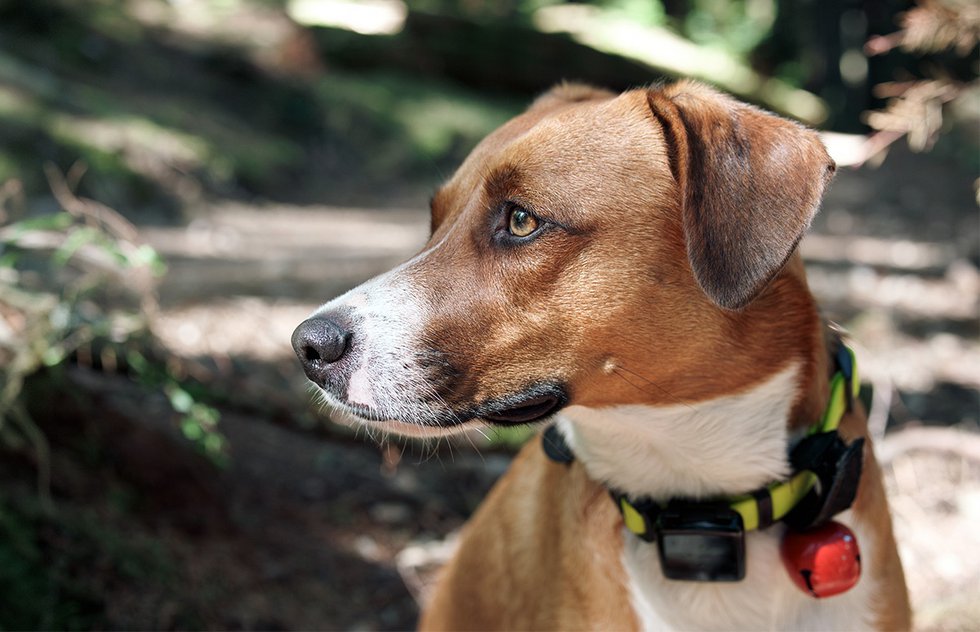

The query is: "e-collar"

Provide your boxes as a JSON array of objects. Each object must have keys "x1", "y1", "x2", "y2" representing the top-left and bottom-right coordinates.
[{"x1": 541, "y1": 343, "x2": 864, "y2": 583}]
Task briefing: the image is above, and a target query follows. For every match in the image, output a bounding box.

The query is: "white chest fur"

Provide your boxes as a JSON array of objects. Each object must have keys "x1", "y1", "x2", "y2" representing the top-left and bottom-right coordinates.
[
  {"x1": 620, "y1": 512, "x2": 876, "y2": 631},
  {"x1": 557, "y1": 364, "x2": 877, "y2": 630}
]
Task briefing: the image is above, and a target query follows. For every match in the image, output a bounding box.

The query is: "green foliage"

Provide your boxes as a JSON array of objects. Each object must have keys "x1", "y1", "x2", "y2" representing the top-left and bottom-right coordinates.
[
  {"x1": 0, "y1": 179, "x2": 226, "y2": 625},
  {"x1": 0, "y1": 0, "x2": 531, "y2": 211},
  {"x1": 596, "y1": 0, "x2": 667, "y2": 27},
  {"x1": 0, "y1": 210, "x2": 156, "y2": 367},
  {"x1": 0, "y1": 492, "x2": 174, "y2": 631},
  {"x1": 317, "y1": 70, "x2": 522, "y2": 177},
  {"x1": 0, "y1": 175, "x2": 226, "y2": 470},
  {"x1": 0, "y1": 2, "x2": 307, "y2": 211},
  {"x1": 681, "y1": 0, "x2": 777, "y2": 56},
  {"x1": 0, "y1": 48, "x2": 174, "y2": 214},
  {"x1": 168, "y1": 374, "x2": 227, "y2": 463},
  {"x1": 487, "y1": 425, "x2": 538, "y2": 450},
  {"x1": 0, "y1": 497, "x2": 101, "y2": 630}
]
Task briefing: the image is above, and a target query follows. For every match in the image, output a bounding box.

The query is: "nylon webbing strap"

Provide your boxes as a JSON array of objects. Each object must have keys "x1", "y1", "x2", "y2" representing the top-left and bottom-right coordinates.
[{"x1": 613, "y1": 344, "x2": 861, "y2": 537}]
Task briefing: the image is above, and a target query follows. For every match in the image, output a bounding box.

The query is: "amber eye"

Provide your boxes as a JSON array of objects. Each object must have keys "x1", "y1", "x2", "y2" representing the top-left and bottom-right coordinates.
[{"x1": 507, "y1": 205, "x2": 540, "y2": 238}]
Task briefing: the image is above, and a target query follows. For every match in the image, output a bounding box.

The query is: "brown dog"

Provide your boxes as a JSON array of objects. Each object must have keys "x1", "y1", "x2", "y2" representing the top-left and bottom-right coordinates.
[{"x1": 292, "y1": 81, "x2": 911, "y2": 630}]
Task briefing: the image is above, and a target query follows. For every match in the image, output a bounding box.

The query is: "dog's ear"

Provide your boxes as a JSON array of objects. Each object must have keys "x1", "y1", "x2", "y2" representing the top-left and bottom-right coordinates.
[{"x1": 647, "y1": 81, "x2": 835, "y2": 310}]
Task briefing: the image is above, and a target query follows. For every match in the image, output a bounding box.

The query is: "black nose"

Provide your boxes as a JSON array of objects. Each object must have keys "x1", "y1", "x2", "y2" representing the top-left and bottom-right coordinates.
[{"x1": 291, "y1": 317, "x2": 351, "y2": 385}]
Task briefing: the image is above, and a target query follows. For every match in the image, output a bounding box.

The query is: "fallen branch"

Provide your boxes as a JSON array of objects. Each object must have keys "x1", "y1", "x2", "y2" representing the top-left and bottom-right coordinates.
[{"x1": 44, "y1": 161, "x2": 143, "y2": 245}]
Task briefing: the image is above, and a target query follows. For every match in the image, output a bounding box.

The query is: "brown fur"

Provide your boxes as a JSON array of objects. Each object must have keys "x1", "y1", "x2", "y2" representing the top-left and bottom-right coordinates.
[
  {"x1": 409, "y1": 82, "x2": 831, "y2": 414},
  {"x1": 838, "y1": 405, "x2": 913, "y2": 631},
  {"x1": 395, "y1": 81, "x2": 910, "y2": 629},
  {"x1": 421, "y1": 439, "x2": 636, "y2": 631},
  {"x1": 422, "y1": 409, "x2": 911, "y2": 631}
]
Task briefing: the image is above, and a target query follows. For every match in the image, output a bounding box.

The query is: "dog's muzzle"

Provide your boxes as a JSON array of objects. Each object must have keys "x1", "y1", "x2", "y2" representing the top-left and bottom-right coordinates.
[{"x1": 291, "y1": 312, "x2": 568, "y2": 428}]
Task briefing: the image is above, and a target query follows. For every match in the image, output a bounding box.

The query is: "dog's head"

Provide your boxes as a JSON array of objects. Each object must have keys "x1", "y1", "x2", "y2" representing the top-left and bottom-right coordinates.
[{"x1": 292, "y1": 81, "x2": 835, "y2": 436}]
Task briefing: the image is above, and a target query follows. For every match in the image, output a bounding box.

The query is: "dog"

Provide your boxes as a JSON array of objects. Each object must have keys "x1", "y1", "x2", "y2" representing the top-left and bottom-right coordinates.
[{"x1": 291, "y1": 81, "x2": 911, "y2": 630}]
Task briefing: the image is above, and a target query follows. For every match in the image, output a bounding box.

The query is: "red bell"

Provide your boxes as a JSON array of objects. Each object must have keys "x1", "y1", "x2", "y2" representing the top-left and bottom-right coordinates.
[{"x1": 780, "y1": 520, "x2": 861, "y2": 598}]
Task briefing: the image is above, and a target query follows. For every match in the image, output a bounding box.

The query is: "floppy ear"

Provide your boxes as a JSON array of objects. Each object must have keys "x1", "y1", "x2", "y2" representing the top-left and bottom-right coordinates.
[{"x1": 647, "y1": 81, "x2": 836, "y2": 310}]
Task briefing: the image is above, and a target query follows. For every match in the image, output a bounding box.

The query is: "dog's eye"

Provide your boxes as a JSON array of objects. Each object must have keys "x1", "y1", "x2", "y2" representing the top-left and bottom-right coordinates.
[{"x1": 507, "y1": 205, "x2": 540, "y2": 238}]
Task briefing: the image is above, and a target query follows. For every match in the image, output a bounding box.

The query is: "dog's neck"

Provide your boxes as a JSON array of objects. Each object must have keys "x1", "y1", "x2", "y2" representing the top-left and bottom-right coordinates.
[
  {"x1": 559, "y1": 260, "x2": 832, "y2": 503},
  {"x1": 558, "y1": 360, "x2": 817, "y2": 503},
  {"x1": 556, "y1": 354, "x2": 876, "y2": 632}
]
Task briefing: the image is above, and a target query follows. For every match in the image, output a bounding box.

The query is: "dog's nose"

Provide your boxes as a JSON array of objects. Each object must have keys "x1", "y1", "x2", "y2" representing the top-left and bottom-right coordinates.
[{"x1": 291, "y1": 317, "x2": 351, "y2": 385}]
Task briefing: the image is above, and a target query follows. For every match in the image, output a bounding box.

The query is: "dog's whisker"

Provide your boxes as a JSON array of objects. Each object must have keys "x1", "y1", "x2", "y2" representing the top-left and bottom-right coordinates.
[
  {"x1": 446, "y1": 433, "x2": 457, "y2": 464},
  {"x1": 611, "y1": 365, "x2": 698, "y2": 412},
  {"x1": 472, "y1": 424, "x2": 490, "y2": 443},
  {"x1": 461, "y1": 426, "x2": 487, "y2": 464}
]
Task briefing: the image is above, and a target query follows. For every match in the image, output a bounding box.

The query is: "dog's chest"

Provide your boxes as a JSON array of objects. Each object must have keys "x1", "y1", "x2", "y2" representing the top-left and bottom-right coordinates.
[
  {"x1": 558, "y1": 364, "x2": 878, "y2": 630},
  {"x1": 558, "y1": 364, "x2": 804, "y2": 507},
  {"x1": 621, "y1": 514, "x2": 877, "y2": 631}
]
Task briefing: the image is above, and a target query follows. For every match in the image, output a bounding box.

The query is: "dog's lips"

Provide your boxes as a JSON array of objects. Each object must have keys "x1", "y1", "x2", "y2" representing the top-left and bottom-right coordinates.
[
  {"x1": 318, "y1": 390, "x2": 389, "y2": 422},
  {"x1": 320, "y1": 375, "x2": 567, "y2": 428},
  {"x1": 483, "y1": 393, "x2": 563, "y2": 425}
]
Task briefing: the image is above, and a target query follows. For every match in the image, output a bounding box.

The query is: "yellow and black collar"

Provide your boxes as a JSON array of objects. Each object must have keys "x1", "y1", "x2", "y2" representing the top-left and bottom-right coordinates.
[{"x1": 542, "y1": 343, "x2": 865, "y2": 581}]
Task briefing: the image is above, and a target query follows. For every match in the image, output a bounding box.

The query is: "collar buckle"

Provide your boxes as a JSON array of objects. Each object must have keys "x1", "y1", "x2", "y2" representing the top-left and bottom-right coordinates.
[{"x1": 783, "y1": 432, "x2": 865, "y2": 531}]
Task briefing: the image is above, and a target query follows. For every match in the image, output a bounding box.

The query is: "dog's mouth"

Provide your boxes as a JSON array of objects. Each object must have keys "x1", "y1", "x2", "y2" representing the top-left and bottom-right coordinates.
[
  {"x1": 323, "y1": 379, "x2": 568, "y2": 429},
  {"x1": 483, "y1": 395, "x2": 561, "y2": 424},
  {"x1": 481, "y1": 386, "x2": 566, "y2": 425}
]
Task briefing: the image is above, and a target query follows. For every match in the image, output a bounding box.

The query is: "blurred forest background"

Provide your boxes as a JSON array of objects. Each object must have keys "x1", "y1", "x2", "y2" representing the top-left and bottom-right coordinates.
[{"x1": 0, "y1": 0, "x2": 977, "y2": 629}]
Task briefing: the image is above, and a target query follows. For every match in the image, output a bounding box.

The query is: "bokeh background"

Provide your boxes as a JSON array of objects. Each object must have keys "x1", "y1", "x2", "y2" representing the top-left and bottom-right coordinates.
[{"x1": 0, "y1": 0, "x2": 977, "y2": 629}]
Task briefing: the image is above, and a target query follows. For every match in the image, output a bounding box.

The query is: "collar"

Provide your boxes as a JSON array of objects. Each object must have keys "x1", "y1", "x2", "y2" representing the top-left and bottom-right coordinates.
[{"x1": 543, "y1": 342, "x2": 864, "y2": 539}]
